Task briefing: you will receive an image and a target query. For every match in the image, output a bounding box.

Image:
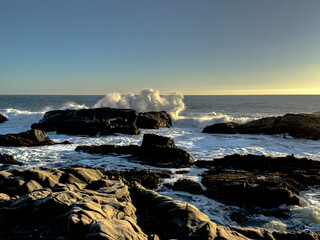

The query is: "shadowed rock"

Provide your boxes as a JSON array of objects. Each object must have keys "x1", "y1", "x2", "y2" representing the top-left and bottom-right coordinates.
[
  {"x1": 172, "y1": 178, "x2": 203, "y2": 194},
  {"x1": 203, "y1": 113, "x2": 320, "y2": 140},
  {"x1": 0, "y1": 129, "x2": 70, "y2": 147},
  {"x1": 0, "y1": 113, "x2": 7, "y2": 123},
  {"x1": 31, "y1": 108, "x2": 172, "y2": 136},
  {"x1": 0, "y1": 153, "x2": 23, "y2": 165},
  {"x1": 198, "y1": 154, "x2": 320, "y2": 210},
  {"x1": 76, "y1": 134, "x2": 194, "y2": 168}
]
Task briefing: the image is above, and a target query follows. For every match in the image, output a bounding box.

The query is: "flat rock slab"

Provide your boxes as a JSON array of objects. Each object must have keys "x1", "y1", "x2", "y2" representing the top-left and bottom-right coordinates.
[
  {"x1": 76, "y1": 134, "x2": 194, "y2": 168},
  {"x1": 203, "y1": 113, "x2": 320, "y2": 140},
  {"x1": 31, "y1": 107, "x2": 172, "y2": 136}
]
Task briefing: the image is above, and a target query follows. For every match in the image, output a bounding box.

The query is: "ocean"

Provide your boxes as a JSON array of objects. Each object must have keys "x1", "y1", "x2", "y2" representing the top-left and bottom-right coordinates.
[{"x1": 1, "y1": 94, "x2": 320, "y2": 232}]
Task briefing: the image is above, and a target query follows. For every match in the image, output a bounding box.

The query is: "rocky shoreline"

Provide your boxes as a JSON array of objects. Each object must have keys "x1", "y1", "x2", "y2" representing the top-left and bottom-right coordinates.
[
  {"x1": 1, "y1": 108, "x2": 320, "y2": 239},
  {"x1": 0, "y1": 166, "x2": 319, "y2": 240}
]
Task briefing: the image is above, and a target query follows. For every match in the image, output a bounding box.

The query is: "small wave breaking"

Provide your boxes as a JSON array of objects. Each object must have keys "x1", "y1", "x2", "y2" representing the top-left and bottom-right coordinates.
[{"x1": 94, "y1": 88, "x2": 185, "y2": 119}]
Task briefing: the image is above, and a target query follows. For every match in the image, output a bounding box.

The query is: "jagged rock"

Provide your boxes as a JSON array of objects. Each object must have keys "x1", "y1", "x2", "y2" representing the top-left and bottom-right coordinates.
[
  {"x1": 203, "y1": 113, "x2": 320, "y2": 140},
  {"x1": 76, "y1": 134, "x2": 194, "y2": 168},
  {"x1": 130, "y1": 184, "x2": 320, "y2": 240},
  {"x1": 172, "y1": 178, "x2": 203, "y2": 194},
  {"x1": 31, "y1": 108, "x2": 172, "y2": 136},
  {"x1": 0, "y1": 113, "x2": 7, "y2": 123},
  {"x1": 0, "y1": 167, "x2": 319, "y2": 240},
  {"x1": 0, "y1": 153, "x2": 23, "y2": 165},
  {"x1": 0, "y1": 167, "x2": 148, "y2": 240}
]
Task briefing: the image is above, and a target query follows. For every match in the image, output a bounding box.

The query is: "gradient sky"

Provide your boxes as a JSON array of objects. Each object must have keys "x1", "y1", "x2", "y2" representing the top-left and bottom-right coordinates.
[{"x1": 0, "y1": 0, "x2": 319, "y2": 95}]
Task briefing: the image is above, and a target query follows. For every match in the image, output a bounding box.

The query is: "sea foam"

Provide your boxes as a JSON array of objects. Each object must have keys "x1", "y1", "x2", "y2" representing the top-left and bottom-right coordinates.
[{"x1": 94, "y1": 88, "x2": 185, "y2": 119}]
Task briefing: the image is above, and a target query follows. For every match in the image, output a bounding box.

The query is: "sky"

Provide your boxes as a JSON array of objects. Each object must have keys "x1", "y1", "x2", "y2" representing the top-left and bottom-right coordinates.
[{"x1": 0, "y1": 0, "x2": 319, "y2": 95}]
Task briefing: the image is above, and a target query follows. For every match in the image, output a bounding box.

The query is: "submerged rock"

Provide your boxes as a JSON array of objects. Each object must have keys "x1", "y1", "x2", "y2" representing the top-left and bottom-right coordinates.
[
  {"x1": 0, "y1": 153, "x2": 23, "y2": 165},
  {"x1": 203, "y1": 113, "x2": 320, "y2": 140},
  {"x1": 31, "y1": 107, "x2": 172, "y2": 136},
  {"x1": 0, "y1": 129, "x2": 70, "y2": 147},
  {"x1": 172, "y1": 178, "x2": 203, "y2": 194},
  {"x1": 0, "y1": 113, "x2": 7, "y2": 123},
  {"x1": 76, "y1": 134, "x2": 194, "y2": 168}
]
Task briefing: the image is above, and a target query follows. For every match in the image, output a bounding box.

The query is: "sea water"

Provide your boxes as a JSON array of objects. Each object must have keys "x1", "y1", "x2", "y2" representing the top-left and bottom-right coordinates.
[{"x1": 0, "y1": 94, "x2": 320, "y2": 232}]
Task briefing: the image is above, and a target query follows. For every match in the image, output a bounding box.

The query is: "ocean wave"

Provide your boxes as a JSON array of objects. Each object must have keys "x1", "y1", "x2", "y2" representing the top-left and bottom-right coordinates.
[
  {"x1": 94, "y1": 88, "x2": 185, "y2": 119},
  {"x1": 174, "y1": 112, "x2": 257, "y2": 129},
  {"x1": 60, "y1": 101, "x2": 88, "y2": 110}
]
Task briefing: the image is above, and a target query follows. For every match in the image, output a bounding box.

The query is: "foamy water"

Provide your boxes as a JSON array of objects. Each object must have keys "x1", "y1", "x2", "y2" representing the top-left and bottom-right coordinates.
[{"x1": 1, "y1": 91, "x2": 320, "y2": 232}]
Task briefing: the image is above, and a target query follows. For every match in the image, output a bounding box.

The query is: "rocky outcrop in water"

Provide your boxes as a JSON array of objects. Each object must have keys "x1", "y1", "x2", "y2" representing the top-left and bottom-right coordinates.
[
  {"x1": 203, "y1": 113, "x2": 320, "y2": 140},
  {"x1": 31, "y1": 108, "x2": 172, "y2": 136},
  {"x1": 0, "y1": 113, "x2": 7, "y2": 123},
  {"x1": 76, "y1": 134, "x2": 194, "y2": 168},
  {"x1": 196, "y1": 154, "x2": 320, "y2": 210},
  {"x1": 0, "y1": 166, "x2": 319, "y2": 240},
  {"x1": 0, "y1": 129, "x2": 67, "y2": 147},
  {"x1": 0, "y1": 153, "x2": 23, "y2": 165},
  {"x1": 172, "y1": 178, "x2": 203, "y2": 194}
]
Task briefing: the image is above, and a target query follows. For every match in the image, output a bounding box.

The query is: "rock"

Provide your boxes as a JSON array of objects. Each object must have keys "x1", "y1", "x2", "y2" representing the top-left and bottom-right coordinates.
[
  {"x1": 172, "y1": 179, "x2": 203, "y2": 194},
  {"x1": 0, "y1": 153, "x2": 23, "y2": 165},
  {"x1": 202, "y1": 168, "x2": 300, "y2": 209},
  {"x1": 203, "y1": 113, "x2": 320, "y2": 140},
  {"x1": 31, "y1": 108, "x2": 172, "y2": 136},
  {"x1": 76, "y1": 134, "x2": 194, "y2": 168},
  {"x1": 136, "y1": 111, "x2": 172, "y2": 129},
  {"x1": 199, "y1": 154, "x2": 320, "y2": 210},
  {"x1": 130, "y1": 184, "x2": 320, "y2": 240},
  {"x1": 203, "y1": 122, "x2": 240, "y2": 134},
  {"x1": 0, "y1": 166, "x2": 319, "y2": 240},
  {"x1": 0, "y1": 167, "x2": 148, "y2": 240},
  {"x1": 102, "y1": 169, "x2": 171, "y2": 190},
  {"x1": 0, "y1": 129, "x2": 55, "y2": 147},
  {"x1": 0, "y1": 113, "x2": 7, "y2": 123}
]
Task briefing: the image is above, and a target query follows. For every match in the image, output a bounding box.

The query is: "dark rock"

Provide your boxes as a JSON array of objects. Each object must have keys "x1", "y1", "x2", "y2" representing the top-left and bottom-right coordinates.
[
  {"x1": 0, "y1": 129, "x2": 55, "y2": 147},
  {"x1": 203, "y1": 113, "x2": 320, "y2": 140},
  {"x1": 0, "y1": 153, "x2": 23, "y2": 165},
  {"x1": 102, "y1": 169, "x2": 171, "y2": 190},
  {"x1": 0, "y1": 113, "x2": 7, "y2": 123},
  {"x1": 198, "y1": 154, "x2": 320, "y2": 172},
  {"x1": 203, "y1": 122, "x2": 240, "y2": 134},
  {"x1": 175, "y1": 170, "x2": 190, "y2": 174},
  {"x1": 230, "y1": 211, "x2": 249, "y2": 226},
  {"x1": 31, "y1": 108, "x2": 171, "y2": 136},
  {"x1": 76, "y1": 134, "x2": 194, "y2": 168},
  {"x1": 136, "y1": 111, "x2": 172, "y2": 129},
  {"x1": 172, "y1": 179, "x2": 203, "y2": 194},
  {"x1": 202, "y1": 168, "x2": 300, "y2": 209}
]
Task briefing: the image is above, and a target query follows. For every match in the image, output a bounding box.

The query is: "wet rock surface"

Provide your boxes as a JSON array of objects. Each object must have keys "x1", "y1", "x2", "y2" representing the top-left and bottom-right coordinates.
[
  {"x1": 0, "y1": 113, "x2": 7, "y2": 123},
  {"x1": 76, "y1": 134, "x2": 194, "y2": 168},
  {"x1": 203, "y1": 113, "x2": 320, "y2": 140},
  {"x1": 31, "y1": 108, "x2": 172, "y2": 136},
  {"x1": 199, "y1": 154, "x2": 320, "y2": 210},
  {"x1": 0, "y1": 166, "x2": 319, "y2": 240},
  {"x1": 172, "y1": 178, "x2": 203, "y2": 194},
  {"x1": 0, "y1": 129, "x2": 68, "y2": 147},
  {"x1": 0, "y1": 153, "x2": 23, "y2": 165}
]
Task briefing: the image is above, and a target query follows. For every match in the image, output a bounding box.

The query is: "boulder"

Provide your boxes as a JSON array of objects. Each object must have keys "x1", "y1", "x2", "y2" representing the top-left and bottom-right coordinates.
[
  {"x1": 203, "y1": 113, "x2": 320, "y2": 140},
  {"x1": 0, "y1": 129, "x2": 69, "y2": 147},
  {"x1": 172, "y1": 178, "x2": 203, "y2": 194},
  {"x1": 0, "y1": 113, "x2": 7, "y2": 123},
  {"x1": 0, "y1": 153, "x2": 23, "y2": 165},
  {"x1": 31, "y1": 108, "x2": 172, "y2": 136},
  {"x1": 76, "y1": 134, "x2": 194, "y2": 168}
]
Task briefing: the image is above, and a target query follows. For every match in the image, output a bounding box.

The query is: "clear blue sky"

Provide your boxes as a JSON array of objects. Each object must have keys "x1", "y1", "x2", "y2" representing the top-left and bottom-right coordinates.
[{"x1": 1, "y1": 0, "x2": 319, "y2": 95}]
